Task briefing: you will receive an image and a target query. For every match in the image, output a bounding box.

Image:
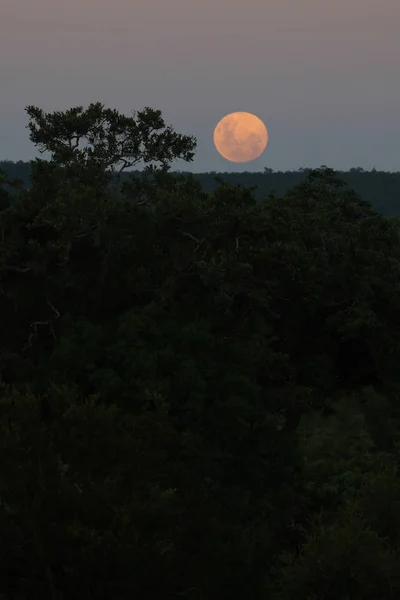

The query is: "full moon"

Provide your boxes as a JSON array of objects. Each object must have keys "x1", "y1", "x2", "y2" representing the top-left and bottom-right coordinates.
[{"x1": 213, "y1": 112, "x2": 268, "y2": 163}]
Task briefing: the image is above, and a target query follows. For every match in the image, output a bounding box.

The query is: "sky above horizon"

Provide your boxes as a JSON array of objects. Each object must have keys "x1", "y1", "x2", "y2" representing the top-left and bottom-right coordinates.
[{"x1": 1, "y1": 0, "x2": 400, "y2": 173}]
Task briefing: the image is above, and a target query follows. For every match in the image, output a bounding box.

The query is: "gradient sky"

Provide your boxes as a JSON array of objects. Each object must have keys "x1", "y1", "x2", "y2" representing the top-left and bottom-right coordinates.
[{"x1": 1, "y1": 0, "x2": 400, "y2": 172}]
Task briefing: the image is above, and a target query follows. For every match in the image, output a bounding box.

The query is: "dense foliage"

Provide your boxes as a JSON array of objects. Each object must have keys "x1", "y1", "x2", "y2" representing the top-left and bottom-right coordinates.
[
  {"x1": 1, "y1": 103, "x2": 400, "y2": 599},
  {"x1": 3, "y1": 159, "x2": 400, "y2": 216}
]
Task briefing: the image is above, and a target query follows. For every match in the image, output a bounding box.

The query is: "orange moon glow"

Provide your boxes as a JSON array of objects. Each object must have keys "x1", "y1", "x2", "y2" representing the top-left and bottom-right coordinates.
[{"x1": 213, "y1": 112, "x2": 269, "y2": 163}]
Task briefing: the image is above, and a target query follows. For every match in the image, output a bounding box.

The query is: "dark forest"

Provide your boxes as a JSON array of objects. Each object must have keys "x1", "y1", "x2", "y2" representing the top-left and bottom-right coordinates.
[
  {"x1": 1, "y1": 103, "x2": 400, "y2": 599},
  {"x1": 2, "y1": 159, "x2": 400, "y2": 216}
]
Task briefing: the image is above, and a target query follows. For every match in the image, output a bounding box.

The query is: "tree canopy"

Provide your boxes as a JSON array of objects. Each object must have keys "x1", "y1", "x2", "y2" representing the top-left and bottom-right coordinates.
[{"x1": 1, "y1": 103, "x2": 400, "y2": 599}]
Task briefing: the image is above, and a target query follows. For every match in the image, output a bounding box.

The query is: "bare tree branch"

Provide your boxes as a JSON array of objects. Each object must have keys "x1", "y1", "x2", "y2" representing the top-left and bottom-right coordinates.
[
  {"x1": 179, "y1": 232, "x2": 206, "y2": 253},
  {"x1": 21, "y1": 300, "x2": 60, "y2": 351},
  {"x1": 4, "y1": 265, "x2": 31, "y2": 273}
]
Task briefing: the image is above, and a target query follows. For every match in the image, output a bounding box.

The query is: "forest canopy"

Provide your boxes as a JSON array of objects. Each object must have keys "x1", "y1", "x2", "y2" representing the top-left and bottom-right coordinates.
[
  {"x1": 2, "y1": 159, "x2": 400, "y2": 216},
  {"x1": 1, "y1": 103, "x2": 400, "y2": 599}
]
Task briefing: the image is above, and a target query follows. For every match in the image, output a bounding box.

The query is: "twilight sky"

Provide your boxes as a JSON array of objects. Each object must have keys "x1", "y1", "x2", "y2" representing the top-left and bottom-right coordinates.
[{"x1": 1, "y1": 0, "x2": 400, "y2": 172}]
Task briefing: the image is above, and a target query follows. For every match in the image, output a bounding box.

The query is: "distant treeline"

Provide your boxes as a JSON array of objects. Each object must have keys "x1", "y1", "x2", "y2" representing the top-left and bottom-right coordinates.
[{"x1": 2, "y1": 159, "x2": 400, "y2": 216}]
